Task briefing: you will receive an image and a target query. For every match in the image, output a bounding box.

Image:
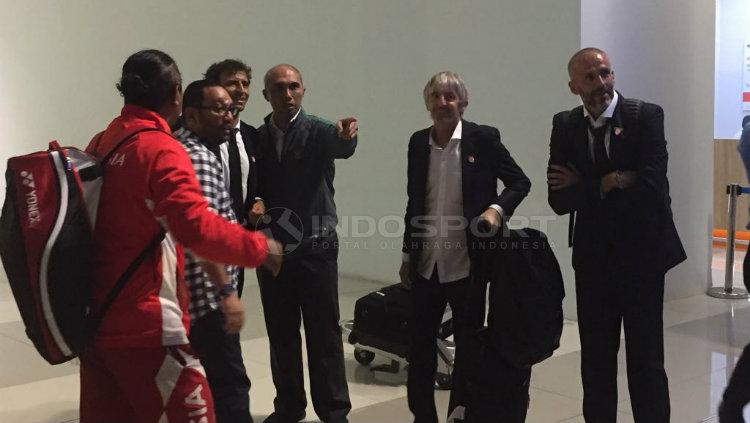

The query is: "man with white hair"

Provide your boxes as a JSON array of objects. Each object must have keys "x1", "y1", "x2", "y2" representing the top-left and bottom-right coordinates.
[{"x1": 400, "y1": 71, "x2": 531, "y2": 423}]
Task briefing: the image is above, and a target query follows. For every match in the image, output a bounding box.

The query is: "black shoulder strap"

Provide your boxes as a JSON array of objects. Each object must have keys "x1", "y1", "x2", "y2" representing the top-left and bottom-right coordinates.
[
  {"x1": 83, "y1": 127, "x2": 168, "y2": 340},
  {"x1": 568, "y1": 213, "x2": 575, "y2": 248},
  {"x1": 99, "y1": 127, "x2": 165, "y2": 164},
  {"x1": 80, "y1": 127, "x2": 166, "y2": 181},
  {"x1": 86, "y1": 231, "x2": 166, "y2": 339},
  {"x1": 565, "y1": 107, "x2": 583, "y2": 248},
  {"x1": 620, "y1": 98, "x2": 643, "y2": 128}
]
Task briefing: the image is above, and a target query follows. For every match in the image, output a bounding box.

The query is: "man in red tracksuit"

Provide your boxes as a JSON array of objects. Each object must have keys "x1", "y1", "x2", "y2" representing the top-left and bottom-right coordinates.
[{"x1": 79, "y1": 49, "x2": 281, "y2": 423}]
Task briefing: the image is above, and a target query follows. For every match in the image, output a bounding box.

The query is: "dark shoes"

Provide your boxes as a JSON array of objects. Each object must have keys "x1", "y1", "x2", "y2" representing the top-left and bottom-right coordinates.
[
  {"x1": 262, "y1": 410, "x2": 348, "y2": 423},
  {"x1": 262, "y1": 411, "x2": 306, "y2": 423}
]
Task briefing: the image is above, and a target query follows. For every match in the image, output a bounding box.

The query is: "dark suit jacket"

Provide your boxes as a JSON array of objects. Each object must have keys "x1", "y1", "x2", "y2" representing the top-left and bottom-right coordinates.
[
  {"x1": 547, "y1": 93, "x2": 686, "y2": 274},
  {"x1": 402, "y1": 120, "x2": 531, "y2": 276},
  {"x1": 256, "y1": 109, "x2": 356, "y2": 251},
  {"x1": 239, "y1": 120, "x2": 259, "y2": 220}
]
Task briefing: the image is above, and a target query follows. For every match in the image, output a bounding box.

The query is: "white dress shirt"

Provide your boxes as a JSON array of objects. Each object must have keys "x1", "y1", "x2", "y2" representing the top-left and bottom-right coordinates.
[
  {"x1": 218, "y1": 119, "x2": 250, "y2": 201},
  {"x1": 583, "y1": 91, "x2": 619, "y2": 160},
  {"x1": 416, "y1": 121, "x2": 471, "y2": 283}
]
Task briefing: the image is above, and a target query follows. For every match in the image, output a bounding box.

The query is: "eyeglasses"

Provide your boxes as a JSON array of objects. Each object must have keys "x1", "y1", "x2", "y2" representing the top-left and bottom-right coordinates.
[{"x1": 195, "y1": 104, "x2": 239, "y2": 118}]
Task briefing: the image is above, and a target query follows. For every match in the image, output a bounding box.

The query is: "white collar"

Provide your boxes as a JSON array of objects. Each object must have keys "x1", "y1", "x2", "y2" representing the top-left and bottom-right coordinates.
[
  {"x1": 583, "y1": 91, "x2": 619, "y2": 126},
  {"x1": 270, "y1": 108, "x2": 302, "y2": 134},
  {"x1": 429, "y1": 120, "x2": 462, "y2": 147}
]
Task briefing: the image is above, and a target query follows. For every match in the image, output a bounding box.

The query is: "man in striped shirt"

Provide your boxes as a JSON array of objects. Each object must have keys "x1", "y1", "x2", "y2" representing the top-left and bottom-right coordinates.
[{"x1": 175, "y1": 79, "x2": 254, "y2": 423}]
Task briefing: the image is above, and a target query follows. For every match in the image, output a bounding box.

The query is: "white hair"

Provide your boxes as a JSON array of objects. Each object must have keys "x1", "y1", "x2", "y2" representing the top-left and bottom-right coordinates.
[{"x1": 423, "y1": 71, "x2": 469, "y2": 112}]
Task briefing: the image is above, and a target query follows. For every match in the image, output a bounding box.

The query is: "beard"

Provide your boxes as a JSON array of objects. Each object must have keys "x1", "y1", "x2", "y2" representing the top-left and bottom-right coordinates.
[{"x1": 585, "y1": 88, "x2": 613, "y2": 115}]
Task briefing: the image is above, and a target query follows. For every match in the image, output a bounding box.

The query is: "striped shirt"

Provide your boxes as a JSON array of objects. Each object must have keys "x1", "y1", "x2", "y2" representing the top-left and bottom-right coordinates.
[{"x1": 174, "y1": 127, "x2": 240, "y2": 321}]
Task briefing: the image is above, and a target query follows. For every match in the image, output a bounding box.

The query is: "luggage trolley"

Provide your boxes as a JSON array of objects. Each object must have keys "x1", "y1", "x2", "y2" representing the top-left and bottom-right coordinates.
[{"x1": 341, "y1": 283, "x2": 455, "y2": 389}]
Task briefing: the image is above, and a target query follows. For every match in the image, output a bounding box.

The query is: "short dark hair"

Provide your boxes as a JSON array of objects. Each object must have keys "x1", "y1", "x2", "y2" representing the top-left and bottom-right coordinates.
[
  {"x1": 182, "y1": 80, "x2": 223, "y2": 113},
  {"x1": 116, "y1": 49, "x2": 182, "y2": 110},
  {"x1": 743, "y1": 115, "x2": 750, "y2": 128},
  {"x1": 204, "y1": 59, "x2": 252, "y2": 83},
  {"x1": 567, "y1": 47, "x2": 608, "y2": 77}
]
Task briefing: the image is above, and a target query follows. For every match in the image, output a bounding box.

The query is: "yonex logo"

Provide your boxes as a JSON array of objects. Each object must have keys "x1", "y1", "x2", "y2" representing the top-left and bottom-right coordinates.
[
  {"x1": 20, "y1": 170, "x2": 41, "y2": 227},
  {"x1": 20, "y1": 171, "x2": 35, "y2": 188}
]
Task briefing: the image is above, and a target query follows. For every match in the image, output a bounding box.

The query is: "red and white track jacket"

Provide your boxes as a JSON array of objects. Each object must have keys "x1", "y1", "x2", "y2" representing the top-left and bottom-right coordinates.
[{"x1": 86, "y1": 105, "x2": 268, "y2": 348}]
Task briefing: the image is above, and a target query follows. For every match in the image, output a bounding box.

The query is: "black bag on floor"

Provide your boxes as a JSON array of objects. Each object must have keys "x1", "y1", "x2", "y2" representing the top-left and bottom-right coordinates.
[
  {"x1": 351, "y1": 283, "x2": 454, "y2": 358},
  {"x1": 351, "y1": 283, "x2": 413, "y2": 358}
]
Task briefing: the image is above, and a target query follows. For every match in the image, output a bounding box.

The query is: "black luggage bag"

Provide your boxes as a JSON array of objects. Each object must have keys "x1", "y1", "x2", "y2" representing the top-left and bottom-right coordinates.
[
  {"x1": 351, "y1": 283, "x2": 413, "y2": 359},
  {"x1": 449, "y1": 228, "x2": 564, "y2": 422},
  {"x1": 347, "y1": 283, "x2": 454, "y2": 388}
]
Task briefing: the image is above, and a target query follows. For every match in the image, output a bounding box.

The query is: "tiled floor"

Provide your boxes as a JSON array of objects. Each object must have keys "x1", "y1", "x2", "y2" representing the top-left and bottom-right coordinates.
[{"x1": 1, "y1": 251, "x2": 750, "y2": 423}]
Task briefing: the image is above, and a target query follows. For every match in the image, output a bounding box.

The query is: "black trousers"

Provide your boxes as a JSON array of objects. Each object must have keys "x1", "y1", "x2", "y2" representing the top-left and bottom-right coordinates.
[
  {"x1": 189, "y1": 310, "x2": 253, "y2": 423},
  {"x1": 719, "y1": 342, "x2": 750, "y2": 423},
  {"x1": 257, "y1": 248, "x2": 351, "y2": 423},
  {"x1": 407, "y1": 270, "x2": 485, "y2": 423},
  {"x1": 462, "y1": 343, "x2": 531, "y2": 423},
  {"x1": 575, "y1": 252, "x2": 669, "y2": 423}
]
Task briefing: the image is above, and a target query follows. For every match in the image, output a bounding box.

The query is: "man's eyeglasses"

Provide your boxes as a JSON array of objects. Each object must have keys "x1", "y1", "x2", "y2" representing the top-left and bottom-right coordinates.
[{"x1": 195, "y1": 105, "x2": 239, "y2": 118}]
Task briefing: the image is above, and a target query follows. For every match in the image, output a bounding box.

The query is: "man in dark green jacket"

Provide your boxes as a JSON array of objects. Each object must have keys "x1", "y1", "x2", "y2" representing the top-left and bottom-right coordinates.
[{"x1": 254, "y1": 64, "x2": 358, "y2": 423}]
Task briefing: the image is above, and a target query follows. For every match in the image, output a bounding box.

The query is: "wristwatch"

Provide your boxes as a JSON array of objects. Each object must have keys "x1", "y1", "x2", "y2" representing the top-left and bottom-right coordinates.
[{"x1": 218, "y1": 284, "x2": 238, "y2": 298}]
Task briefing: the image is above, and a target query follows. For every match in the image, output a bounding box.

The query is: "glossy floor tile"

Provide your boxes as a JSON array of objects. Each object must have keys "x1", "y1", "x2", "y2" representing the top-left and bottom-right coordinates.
[{"x1": 2, "y1": 270, "x2": 750, "y2": 422}]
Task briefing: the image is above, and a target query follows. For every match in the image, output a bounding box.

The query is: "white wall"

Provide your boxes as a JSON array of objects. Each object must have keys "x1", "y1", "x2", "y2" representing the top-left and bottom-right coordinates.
[
  {"x1": 581, "y1": 0, "x2": 715, "y2": 301},
  {"x1": 715, "y1": 0, "x2": 750, "y2": 139},
  {"x1": 0, "y1": 0, "x2": 582, "y2": 312}
]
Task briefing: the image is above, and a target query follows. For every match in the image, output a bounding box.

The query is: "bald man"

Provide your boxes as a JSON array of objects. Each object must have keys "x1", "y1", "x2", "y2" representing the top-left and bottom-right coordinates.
[
  {"x1": 254, "y1": 64, "x2": 357, "y2": 423},
  {"x1": 547, "y1": 48, "x2": 685, "y2": 423}
]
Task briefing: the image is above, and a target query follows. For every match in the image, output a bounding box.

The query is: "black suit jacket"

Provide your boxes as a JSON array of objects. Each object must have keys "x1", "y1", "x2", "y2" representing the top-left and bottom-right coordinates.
[
  {"x1": 547, "y1": 93, "x2": 686, "y2": 274},
  {"x1": 239, "y1": 120, "x2": 259, "y2": 218},
  {"x1": 402, "y1": 120, "x2": 531, "y2": 274}
]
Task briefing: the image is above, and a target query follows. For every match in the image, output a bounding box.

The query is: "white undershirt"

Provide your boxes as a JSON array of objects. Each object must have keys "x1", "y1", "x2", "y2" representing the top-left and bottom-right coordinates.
[{"x1": 218, "y1": 119, "x2": 250, "y2": 201}]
